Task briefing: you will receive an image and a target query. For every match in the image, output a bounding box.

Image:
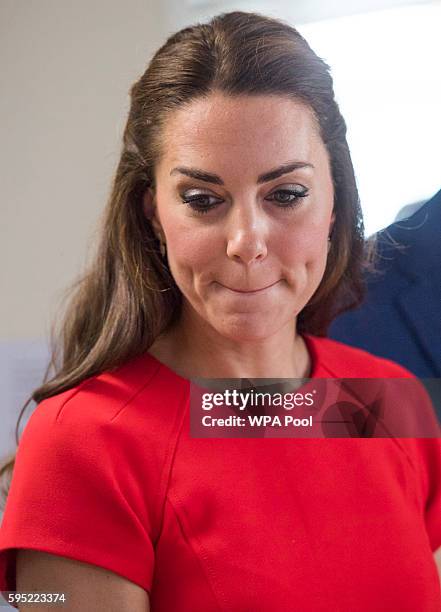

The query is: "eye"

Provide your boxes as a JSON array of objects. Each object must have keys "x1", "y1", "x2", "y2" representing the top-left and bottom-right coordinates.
[
  {"x1": 180, "y1": 191, "x2": 223, "y2": 215},
  {"x1": 266, "y1": 185, "x2": 309, "y2": 208}
]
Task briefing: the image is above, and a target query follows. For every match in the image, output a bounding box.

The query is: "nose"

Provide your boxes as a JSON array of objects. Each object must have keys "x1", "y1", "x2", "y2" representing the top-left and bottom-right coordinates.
[{"x1": 226, "y1": 203, "x2": 268, "y2": 265}]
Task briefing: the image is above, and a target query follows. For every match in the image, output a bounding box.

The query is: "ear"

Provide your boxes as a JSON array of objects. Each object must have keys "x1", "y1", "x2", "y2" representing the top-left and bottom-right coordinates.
[
  {"x1": 329, "y1": 210, "x2": 336, "y2": 236},
  {"x1": 143, "y1": 188, "x2": 163, "y2": 238}
]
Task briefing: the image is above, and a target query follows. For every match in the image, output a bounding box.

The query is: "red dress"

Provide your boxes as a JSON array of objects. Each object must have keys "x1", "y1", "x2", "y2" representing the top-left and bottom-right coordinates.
[{"x1": 1, "y1": 335, "x2": 440, "y2": 611}]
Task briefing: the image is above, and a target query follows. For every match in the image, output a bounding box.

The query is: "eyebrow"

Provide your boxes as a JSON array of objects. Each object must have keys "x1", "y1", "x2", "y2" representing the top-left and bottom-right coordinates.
[{"x1": 170, "y1": 161, "x2": 314, "y2": 185}]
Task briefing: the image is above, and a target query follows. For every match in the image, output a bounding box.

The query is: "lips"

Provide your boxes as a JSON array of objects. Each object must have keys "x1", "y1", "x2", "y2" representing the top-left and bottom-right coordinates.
[{"x1": 221, "y1": 280, "x2": 279, "y2": 293}]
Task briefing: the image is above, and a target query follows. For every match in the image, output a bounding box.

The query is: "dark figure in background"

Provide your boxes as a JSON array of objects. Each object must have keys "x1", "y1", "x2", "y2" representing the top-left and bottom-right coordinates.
[{"x1": 329, "y1": 188, "x2": 441, "y2": 378}]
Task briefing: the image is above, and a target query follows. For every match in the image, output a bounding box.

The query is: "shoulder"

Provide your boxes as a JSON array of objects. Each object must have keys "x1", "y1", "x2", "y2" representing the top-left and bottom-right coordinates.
[
  {"x1": 18, "y1": 352, "x2": 189, "y2": 511},
  {"x1": 10, "y1": 353, "x2": 190, "y2": 546},
  {"x1": 1, "y1": 353, "x2": 188, "y2": 593},
  {"x1": 372, "y1": 189, "x2": 441, "y2": 268},
  {"x1": 27, "y1": 351, "x2": 189, "y2": 439},
  {"x1": 305, "y1": 334, "x2": 414, "y2": 378}
]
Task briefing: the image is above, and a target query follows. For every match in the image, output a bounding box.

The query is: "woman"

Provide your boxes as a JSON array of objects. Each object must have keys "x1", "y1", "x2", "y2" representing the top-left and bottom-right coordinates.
[{"x1": 0, "y1": 11, "x2": 440, "y2": 611}]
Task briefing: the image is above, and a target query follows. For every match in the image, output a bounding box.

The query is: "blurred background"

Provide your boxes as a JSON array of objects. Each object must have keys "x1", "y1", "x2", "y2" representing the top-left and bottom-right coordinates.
[{"x1": 1, "y1": 0, "x2": 440, "y2": 457}]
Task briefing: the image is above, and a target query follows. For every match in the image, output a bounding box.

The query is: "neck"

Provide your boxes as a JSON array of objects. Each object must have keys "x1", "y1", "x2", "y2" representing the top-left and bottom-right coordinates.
[{"x1": 149, "y1": 306, "x2": 311, "y2": 381}]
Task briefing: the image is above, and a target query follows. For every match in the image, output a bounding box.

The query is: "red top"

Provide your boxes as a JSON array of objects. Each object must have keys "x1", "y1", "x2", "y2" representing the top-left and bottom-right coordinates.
[{"x1": 1, "y1": 335, "x2": 440, "y2": 611}]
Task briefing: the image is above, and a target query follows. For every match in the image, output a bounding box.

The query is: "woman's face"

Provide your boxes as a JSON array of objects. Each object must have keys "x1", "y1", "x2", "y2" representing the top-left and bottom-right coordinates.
[{"x1": 144, "y1": 93, "x2": 335, "y2": 341}]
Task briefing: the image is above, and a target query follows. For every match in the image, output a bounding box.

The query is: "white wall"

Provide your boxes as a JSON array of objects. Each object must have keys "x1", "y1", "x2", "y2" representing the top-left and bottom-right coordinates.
[
  {"x1": 299, "y1": 4, "x2": 441, "y2": 236},
  {"x1": 1, "y1": 0, "x2": 165, "y2": 340},
  {"x1": 161, "y1": 0, "x2": 431, "y2": 31}
]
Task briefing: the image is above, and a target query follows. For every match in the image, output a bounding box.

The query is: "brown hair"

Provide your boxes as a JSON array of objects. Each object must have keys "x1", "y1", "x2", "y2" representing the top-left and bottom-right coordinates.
[{"x1": 0, "y1": 11, "x2": 364, "y2": 506}]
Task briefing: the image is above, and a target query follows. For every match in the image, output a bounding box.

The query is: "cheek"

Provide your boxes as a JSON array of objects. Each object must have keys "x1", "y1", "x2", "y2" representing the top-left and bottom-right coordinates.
[
  {"x1": 162, "y1": 217, "x2": 218, "y2": 280},
  {"x1": 278, "y1": 218, "x2": 329, "y2": 267}
]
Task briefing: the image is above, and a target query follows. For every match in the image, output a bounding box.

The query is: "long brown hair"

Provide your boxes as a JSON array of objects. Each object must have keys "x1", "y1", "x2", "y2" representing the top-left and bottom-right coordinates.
[{"x1": 0, "y1": 11, "x2": 364, "y2": 506}]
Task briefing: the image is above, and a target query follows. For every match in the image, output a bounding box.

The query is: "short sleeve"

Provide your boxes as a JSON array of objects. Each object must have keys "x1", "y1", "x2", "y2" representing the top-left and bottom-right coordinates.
[{"x1": 0, "y1": 387, "x2": 157, "y2": 595}]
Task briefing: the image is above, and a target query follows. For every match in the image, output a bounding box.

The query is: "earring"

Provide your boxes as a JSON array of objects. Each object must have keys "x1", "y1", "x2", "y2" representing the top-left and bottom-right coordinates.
[
  {"x1": 159, "y1": 240, "x2": 167, "y2": 258},
  {"x1": 327, "y1": 236, "x2": 331, "y2": 253}
]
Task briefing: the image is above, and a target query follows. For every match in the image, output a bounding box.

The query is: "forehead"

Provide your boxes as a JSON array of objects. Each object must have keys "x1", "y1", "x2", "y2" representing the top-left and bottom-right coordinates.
[{"x1": 157, "y1": 93, "x2": 326, "y2": 177}]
